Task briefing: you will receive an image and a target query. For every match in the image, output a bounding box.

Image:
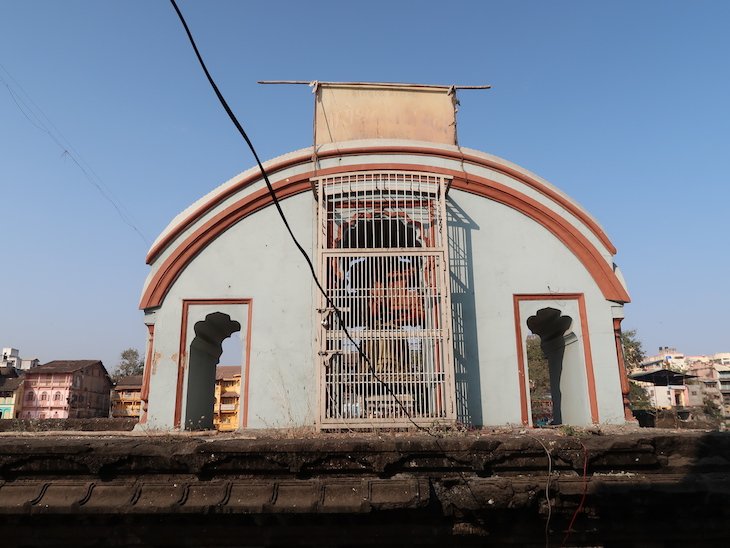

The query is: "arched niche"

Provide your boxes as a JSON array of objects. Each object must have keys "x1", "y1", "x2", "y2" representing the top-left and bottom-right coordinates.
[
  {"x1": 185, "y1": 312, "x2": 241, "y2": 430},
  {"x1": 515, "y1": 296, "x2": 596, "y2": 426}
]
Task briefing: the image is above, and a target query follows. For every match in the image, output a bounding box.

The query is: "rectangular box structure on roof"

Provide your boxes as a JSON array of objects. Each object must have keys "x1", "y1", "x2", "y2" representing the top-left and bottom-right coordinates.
[{"x1": 314, "y1": 83, "x2": 458, "y2": 146}]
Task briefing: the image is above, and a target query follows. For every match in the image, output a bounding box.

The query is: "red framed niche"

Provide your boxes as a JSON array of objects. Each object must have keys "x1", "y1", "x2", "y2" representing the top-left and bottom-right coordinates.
[
  {"x1": 174, "y1": 298, "x2": 253, "y2": 430},
  {"x1": 512, "y1": 293, "x2": 599, "y2": 426}
]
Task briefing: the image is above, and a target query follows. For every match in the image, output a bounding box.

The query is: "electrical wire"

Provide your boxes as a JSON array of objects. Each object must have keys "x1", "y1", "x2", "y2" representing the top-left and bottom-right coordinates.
[
  {"x1": 561, "y1": 441, "x2": 589, "y2": 547},
  {"x1": 0, "y1": 64, "x2": 149, "y2": 245},
  {"x1": 168, "y1": 5, "x2": 497, "y2": 524},
  {"x1": 169, "y1": 0, "x2": 426, "y2": 431},
  {"x1": 5, "y1": 66, "x2": 142, "y2": 231},
  {"x1": 526, "y1": 434, "x2": 553, "y2": 548}
]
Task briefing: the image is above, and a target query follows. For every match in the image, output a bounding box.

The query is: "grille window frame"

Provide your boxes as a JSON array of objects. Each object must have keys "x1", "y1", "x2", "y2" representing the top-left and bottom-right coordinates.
[{"x1": 314, "y1": 171, "x2": 456, "y2": 428}]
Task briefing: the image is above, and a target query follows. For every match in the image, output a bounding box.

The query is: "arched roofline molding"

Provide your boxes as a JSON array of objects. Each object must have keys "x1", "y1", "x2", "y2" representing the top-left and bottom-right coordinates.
[
  {"x1": 140, "y1": 162, "x2": 630, "y2": 310},
  {"x1": 146, "y1": 144, "x2": 616, "y2": 265}
]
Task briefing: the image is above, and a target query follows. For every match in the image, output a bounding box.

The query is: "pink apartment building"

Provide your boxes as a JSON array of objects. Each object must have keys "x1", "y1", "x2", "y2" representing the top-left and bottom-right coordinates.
[{"x1": 21, "y1": 360, "x2": 112, "y2": 419}]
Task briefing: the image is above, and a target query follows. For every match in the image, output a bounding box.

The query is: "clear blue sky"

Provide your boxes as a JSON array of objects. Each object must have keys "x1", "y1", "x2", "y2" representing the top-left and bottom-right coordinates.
[{"x1": 1, "y1": 1, "x2": 728, "y2": 371}]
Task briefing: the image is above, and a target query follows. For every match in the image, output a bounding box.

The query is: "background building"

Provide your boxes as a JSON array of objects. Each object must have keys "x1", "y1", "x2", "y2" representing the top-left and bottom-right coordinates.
[
  {"x1": 19, "y1": 358, "x2": 40, "y2": 371},
  {"x1": 111, "y1": 375, "x2": 143, "y2": 419},
  {"x1": 636, "y1": 349, "x2": 730, "y2": 419},
  {"x1": 0, "y1": 367, "x2": 24, "y2": 419},
  {"x1": 717, "y1": 365, "x2": 730, "y2": 417},
  {"x1": 1, "y1": 348, "x2": 20, "y2": 369},
  {"x1": 213, "y1": 366, "x2": 241, "y2": 432},
  {"x1": 21, "y1": 360, "x2": 112, "y2": 419},
  {"x1": 642, "y1": 347, "x2": 688, "y2": 372},
  {"x1": 1, "y1": 348, "x2": 40, "y2": 372},
  {"x1": 687, "y1": 361, "x2": 722, "y2": 408}
]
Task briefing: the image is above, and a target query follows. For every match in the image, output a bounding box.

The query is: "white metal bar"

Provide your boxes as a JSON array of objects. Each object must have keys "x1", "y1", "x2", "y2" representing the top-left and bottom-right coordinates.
[
  {"x1": 258, "y1": 80, "x2": 491, "y2": 90},
  {"x1": 316, "y1": 172, "x2": 456, "y2": 427}
]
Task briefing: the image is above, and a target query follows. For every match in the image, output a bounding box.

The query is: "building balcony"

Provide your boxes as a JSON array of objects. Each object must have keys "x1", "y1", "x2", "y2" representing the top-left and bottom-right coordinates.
[
  {"x1": 112, "y1": 404, "x2": 140, "y2": 412},
  {"x1": 27, "y1": 381, "x2": 70, "y2": 388}
]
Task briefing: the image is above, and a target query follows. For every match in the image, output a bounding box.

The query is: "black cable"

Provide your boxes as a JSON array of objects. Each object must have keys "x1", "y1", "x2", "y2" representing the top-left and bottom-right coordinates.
[
  {"x1": 0, "y1": 68, "x2": 149, "y2": 245},
  {"x1": 169, "y1": 0, "x2": 426, "y2": 430}
]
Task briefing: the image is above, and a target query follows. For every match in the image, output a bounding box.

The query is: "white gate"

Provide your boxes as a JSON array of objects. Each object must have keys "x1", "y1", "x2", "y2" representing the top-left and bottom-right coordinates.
[{"x1": 315, "y1": 172, "x2": 456, "y2": 428}]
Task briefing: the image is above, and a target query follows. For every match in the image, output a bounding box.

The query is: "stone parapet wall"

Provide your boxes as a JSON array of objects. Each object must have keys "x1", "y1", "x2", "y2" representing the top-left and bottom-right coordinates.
[
  {"x1": 0, "y1": 430, "x2": 729, "y2": 545},
  {"x1": 0, "y1": 417, "x2": 137, "y2": 432}
]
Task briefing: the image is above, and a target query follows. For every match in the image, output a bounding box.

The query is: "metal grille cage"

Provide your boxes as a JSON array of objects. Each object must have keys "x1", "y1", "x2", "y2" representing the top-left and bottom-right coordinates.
[{"x1": 315, "y1": 172, "x2": 456, "y2": 428}]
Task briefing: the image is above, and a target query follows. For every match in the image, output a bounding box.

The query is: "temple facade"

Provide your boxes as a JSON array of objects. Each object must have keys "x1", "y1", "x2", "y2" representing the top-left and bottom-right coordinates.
[{"x1": 139, "y1": 83, "x2": 632, "y2": 430}]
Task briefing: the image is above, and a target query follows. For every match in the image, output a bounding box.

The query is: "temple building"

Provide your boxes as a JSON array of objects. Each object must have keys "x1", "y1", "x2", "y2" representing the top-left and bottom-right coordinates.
[{"x1": 138, "y1": 82, "x2": 632, "y2": 430}]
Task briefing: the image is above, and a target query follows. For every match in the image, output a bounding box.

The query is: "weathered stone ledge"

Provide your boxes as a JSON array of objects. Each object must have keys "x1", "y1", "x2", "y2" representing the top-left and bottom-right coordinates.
[{"x1": 0, "y1": 429, "x2": 728, "y2": 546}]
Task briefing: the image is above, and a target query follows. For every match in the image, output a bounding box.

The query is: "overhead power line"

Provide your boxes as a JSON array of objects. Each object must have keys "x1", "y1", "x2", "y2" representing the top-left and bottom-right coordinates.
[
  {"x1": 168, "y1": 0, "x2": 425, "y2": 430},
  {"x1": 0, "y1": 63, "x2": 149, "y2": 245}
]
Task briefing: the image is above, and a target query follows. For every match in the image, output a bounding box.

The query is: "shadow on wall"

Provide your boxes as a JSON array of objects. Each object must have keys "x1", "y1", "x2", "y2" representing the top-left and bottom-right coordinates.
[
  {"x1": 185, "y1": 312, "x2": 241, "y2": 430},
  {"x1": 446, "y1": 198, "x2": 482, "y2": 426},
  {"x1": 526, "y1": 307, "x2": 579, "y2": 426}
]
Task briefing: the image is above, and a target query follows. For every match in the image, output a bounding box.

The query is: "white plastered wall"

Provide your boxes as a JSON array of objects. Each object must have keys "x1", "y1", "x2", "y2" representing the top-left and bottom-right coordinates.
[
  {"x1": 140, "y1": 147, "x2": 627, "y2": 429},
  {"x1": 446, "y1": 189, "x2": 625, "y2": 425},
  {"x1": 143, "y1": 141, "x2": 621, "y2": 283},
  {"x1": 142, "y1": 193, "x2": 315, "y2": 430}
]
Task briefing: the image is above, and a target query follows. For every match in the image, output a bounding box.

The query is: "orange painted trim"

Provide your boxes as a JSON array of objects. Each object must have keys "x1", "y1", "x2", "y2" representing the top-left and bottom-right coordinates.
[
  {"x1": 513, "y1": 293, "x2": 600, "y2": 426},
  {"x1": 139, "y1": 324, "x2": 155, "y2": 425},
  {"x1": 613, "y1": 318, "x2": 629, "y2": 395},
  {"x1": 512, "y1": 297, "x2": 530, "y2": 426},
  {"x1": 146, "y1": 145, "x2": 616, "y2": 264},
  {"x1": 577, "y1": 294, "x2": 600, "y2": 424},
  {"x1": 241, "y1": 301, "x2": 254, "y2": 428},
  {"x1": 140, "y1": 164, "x2": 629, "y2": 310},
  {"x1": 612, "y1": 317, "x2": 635, "y2": 421},
  {"x1": 140, "y1": 178, "x2": 310, "y2": 310},
  {"x1": 174, "y1": 298, "x2": 252, "y2": 430}
]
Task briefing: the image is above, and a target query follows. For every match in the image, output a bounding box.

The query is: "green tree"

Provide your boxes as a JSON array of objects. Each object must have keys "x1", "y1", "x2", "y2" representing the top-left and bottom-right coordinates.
[
  {"x1": 702, "y1": 395, "x2": 723, "y2": 419},
  {"x1": 113, "y1": 348, "x2": 144, "y2": 382},
  {"x1": 620, "y1": 329, "x2": 646, "y2": 371},
  {"x1": 629, "y1": 380, "x2": 652, "y2": 410},
  {"x1": 621, "y1": 329, "x2": 653, "y2": 409},
  {"x1": 526, "y1": 335, "x2": 550, "y2": 399},
  {"x1": 526, "y1": 334, "x2": 554, "y2": 424}
]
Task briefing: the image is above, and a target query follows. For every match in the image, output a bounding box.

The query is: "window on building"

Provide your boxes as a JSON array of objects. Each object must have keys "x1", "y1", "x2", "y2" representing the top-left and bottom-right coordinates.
[
  {"x1": 315, "y1": 172, "x2": 455, "y2": 427},
  {"x1": 54, "y1": 392, "x2": 62, "y2": 401},
  {"x1": 41, "y1": 392, "x2": 48, "y2": 401},
  {"x1": 26, "y1": 391, "x2": 35, "y2": 401}
]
